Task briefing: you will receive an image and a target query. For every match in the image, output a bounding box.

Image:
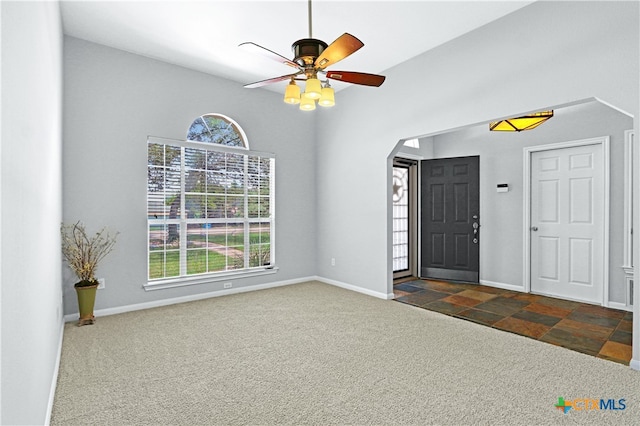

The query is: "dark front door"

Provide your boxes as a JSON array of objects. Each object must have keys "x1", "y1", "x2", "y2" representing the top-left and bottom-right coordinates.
[{"x1": 421, "y1": 156, "x2": 480, "y2": 282}]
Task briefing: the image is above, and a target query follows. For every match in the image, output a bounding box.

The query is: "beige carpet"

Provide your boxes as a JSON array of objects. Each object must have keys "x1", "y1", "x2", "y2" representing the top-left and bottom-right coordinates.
[{"x1": 52, "y1": 281, "x2": 639, "y2": 425}]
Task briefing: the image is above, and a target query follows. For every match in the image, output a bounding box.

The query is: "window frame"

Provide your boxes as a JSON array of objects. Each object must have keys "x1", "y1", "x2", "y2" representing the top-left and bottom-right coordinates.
[
  {"x1": 186, "y1": 113, "x2": 250, "y2": 148},
  {"x1": 623, "y1": 130, "x2": 635, "y2": 272},
  {"x1": 145, "y1": 136, "x2": 277, "y2": 291}
]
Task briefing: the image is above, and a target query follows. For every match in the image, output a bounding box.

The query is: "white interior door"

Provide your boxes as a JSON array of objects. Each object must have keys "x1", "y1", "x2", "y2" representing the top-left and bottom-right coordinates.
[{"x1": 530, "y1": 143, "x2": 604, "y2": 304}]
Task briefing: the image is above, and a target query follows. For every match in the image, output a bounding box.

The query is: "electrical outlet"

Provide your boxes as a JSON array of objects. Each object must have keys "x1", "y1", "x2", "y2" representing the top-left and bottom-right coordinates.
[
  {"x1": 331, "y1": 258, "x2": 336, "y2": 266},
  {"x1": 97, "y1": 278, "x2": 105, "y2": 289},
  {"x1": 224, "y1": 282, "x2": 232, "y2": 289}
]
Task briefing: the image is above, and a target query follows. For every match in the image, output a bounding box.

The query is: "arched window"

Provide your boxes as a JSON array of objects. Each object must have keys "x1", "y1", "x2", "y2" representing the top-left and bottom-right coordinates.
[
  {"x1": 187, "y1": 113, "x2": 249, "y2": 149},
  {"x1": 146, "y1": 114, "x2": 275, "y2": 288}
]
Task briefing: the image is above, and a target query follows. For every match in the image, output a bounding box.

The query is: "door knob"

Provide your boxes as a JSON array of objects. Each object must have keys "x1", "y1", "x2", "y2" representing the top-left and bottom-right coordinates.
[{"x1": 531, "y1": 226, "x2": 539, "y2": 231}]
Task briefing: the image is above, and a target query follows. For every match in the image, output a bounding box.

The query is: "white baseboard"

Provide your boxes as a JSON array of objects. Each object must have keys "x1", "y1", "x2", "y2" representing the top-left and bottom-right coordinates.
[
  {"x1": 64, "y1": 276, "x2": 316, "y2": 322},
  {"x1": 315, "y1": 276, "x2": 394, "y2": 300},
  {"x1": 630, "y1": 359, "x2": 640, "y2": 371},
  {"x1": 479, "y1": 281, "x2": 633, "y2": 312},
  {"x1": 45, "y1": 316, "x2": 65, "y2": 425},
  {"x1": 64, "y1": 276, "x2": 394, "y2": 323},
  {"x1": 479, "y1": 279, "x2": 526, "y2": 293}
]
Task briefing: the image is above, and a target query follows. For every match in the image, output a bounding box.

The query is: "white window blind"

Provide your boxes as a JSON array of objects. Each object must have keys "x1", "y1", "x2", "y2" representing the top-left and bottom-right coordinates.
[{"x1": 147, "y1": 137, "x2": 275, "y2": 284}]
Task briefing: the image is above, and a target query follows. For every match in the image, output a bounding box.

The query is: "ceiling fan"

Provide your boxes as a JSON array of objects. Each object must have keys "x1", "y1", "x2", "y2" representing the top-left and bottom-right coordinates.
[{"x1": 239, "y1": 0, "x2": 386, "y2": 110}]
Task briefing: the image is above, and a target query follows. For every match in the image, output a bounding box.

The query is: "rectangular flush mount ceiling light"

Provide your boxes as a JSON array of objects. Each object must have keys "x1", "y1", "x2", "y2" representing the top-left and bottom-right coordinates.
[{"x1": 489, "y1": 111, "x2": 554, "y2": 132}]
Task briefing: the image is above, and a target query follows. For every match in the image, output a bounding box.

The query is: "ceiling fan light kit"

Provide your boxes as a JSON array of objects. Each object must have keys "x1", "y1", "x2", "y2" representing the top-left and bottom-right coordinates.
[
  {"x1": 318, "y1": 83, "x2": 335, "y2": 107},
  {"x1": 300, "y1": 96, "x2": 316, "y2": 111},
  {"x1": 284, "y1": 80, "x2": 301, "y2": 104},
  {"x1": 240, "y1": 0, "x2": 385, "y2": 111},
  {"x1": 304, "y1": 76, "x2": 322, "y2": 100}
]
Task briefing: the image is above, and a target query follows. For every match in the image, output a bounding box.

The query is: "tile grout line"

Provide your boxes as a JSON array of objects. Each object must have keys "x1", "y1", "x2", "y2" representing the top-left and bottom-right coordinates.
[{"x1": 393, "y1": 279, "x2": 632, "y2": 365}]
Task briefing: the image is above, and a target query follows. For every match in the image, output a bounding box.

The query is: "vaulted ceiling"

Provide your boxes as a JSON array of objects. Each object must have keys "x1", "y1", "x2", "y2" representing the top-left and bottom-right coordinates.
[{"x1": 60, "y1": 1, "x2": 534, "y2": 92}]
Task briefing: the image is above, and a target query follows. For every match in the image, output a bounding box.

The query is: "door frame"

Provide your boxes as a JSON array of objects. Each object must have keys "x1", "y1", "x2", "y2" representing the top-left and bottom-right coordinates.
[
  {"x1": 392, "y1": 157, "x2": 419, "y2": 280},
  {"x1": 523, "y1": 136, "x2": 610, "y2": 306}
]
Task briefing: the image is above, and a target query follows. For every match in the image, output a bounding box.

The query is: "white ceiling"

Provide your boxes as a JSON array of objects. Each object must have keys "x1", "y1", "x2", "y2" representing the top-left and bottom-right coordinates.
[{"x1": 60, "y1": 1, "x2": 535, "y2": 92}]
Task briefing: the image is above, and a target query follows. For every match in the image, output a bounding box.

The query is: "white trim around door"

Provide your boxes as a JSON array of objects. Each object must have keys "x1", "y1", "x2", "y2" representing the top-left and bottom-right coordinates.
[{"x1": 523, "y1": 136, "x2": 610, "y2": 306}]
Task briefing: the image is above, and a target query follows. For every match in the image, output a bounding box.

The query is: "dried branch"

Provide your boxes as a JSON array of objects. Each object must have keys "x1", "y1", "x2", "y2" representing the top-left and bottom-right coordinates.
[{"x1": 61, "y1": 221, "x2": 118, "y2": 285}]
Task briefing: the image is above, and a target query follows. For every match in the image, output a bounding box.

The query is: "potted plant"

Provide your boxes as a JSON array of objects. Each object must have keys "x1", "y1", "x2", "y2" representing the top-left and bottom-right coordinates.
[{"x1": 61, "y1": 221, "x2": 118, "y2": 326}]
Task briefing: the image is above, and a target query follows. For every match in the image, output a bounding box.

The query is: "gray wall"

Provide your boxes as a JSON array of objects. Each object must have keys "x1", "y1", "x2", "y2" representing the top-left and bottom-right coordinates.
[
  {"x1": 432, "y1": 102, "x2": 632, "y2": 303},
  {"x1": 1, "y1": 1, "x2": 638, "y2": 423},
  {"x1": 1, "y1": 2, "x2": 64, "y2": 424},
  {"x1": 63, "y1": 37, "x2": 317, "y2": 315},
  {"x1": 315, "y1": 1, "x2": 639, "y2": 297}
]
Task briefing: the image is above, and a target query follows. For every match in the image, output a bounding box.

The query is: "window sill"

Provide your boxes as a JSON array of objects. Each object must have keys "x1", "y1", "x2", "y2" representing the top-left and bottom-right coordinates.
[{"x1": 143, "y1": 266, "x2": 279, "y2": 291}]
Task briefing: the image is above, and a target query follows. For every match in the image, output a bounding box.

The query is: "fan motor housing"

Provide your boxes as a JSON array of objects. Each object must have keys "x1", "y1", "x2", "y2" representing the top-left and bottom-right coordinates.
[{"x1": 292, "y1": 38, "x2": 328, "y2": 66}]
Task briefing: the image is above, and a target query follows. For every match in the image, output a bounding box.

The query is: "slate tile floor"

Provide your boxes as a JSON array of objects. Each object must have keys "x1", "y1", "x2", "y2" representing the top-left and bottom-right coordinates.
[{"x1": 394, "y1": 279, "x2": 633, "y2": 365}]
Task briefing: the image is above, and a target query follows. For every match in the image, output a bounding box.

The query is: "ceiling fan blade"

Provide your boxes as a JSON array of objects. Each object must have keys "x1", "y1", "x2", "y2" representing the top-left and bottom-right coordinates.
[
  {"x1": 315, "y1": 33, "x2": 363, "y2": 70},
  {"x1": 326, "y1": 71, "x2": 386, "y2": 87},
  {"x1": 244, "y1": 73, "x2": 301, "y2": 89},
  {"x1": 239, "y1": 42, "x2": 300, "y2": 70}
]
